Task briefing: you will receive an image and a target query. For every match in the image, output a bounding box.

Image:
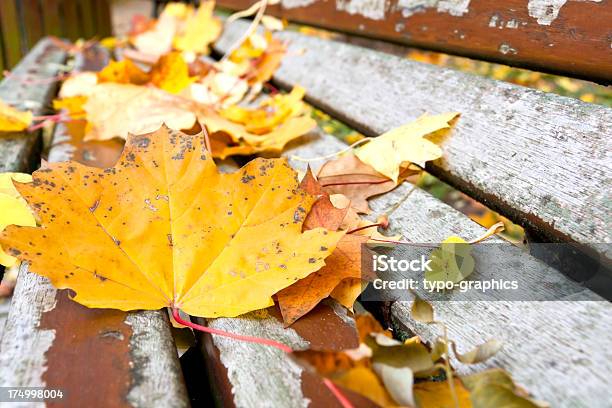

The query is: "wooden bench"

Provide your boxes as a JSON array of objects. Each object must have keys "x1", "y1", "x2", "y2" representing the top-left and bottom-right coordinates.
[
  {"x1": 1, "y1": 5, "x2": 610, "y2": 407},
  {"x1": 197, "y1": 15, "x2": 611, "y2": 407}
]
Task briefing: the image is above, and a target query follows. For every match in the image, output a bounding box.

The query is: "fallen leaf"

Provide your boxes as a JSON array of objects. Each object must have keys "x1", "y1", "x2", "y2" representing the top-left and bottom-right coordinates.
[
  {"x1": 0, "y1": 173, "x2": 35, "y2": 267},
  {"x1": 461, "y1": 369, "x2": 542, "y2": 408},
  {"x1": 58, "y1": 72, "x2": 98, "y2": 98},
  {"x1": 317, "y1": 154, "x2": 418, "y2": 213},
  {"x1": 414, "y1": 379, "x2": 473, "y2": 408},
  {"x1": 356, "y1": 113, "x2": 459, "y2": 183},
  {"x1": 97, "y1": 59, "x2": 150, "y2": 85},
  {"x1": 411, "y1": 295, "x2": 434, "y2": 323},
  {"x1": 173, "y1": 1, "x2": 222, "y2": 55},
  {"x1": 53, "y1": 96, "x2": 87, "y2": 119},
  {"x1": 131, "y1": 11, "x2": 177, "y2": 58},
  {"x1": 277, "y1": 234, "x2": 366, "y2": 325},
  {"x1": 150, "y1": 52, "x2": 195, "y2": 94},
  {"x1": 425, "y1": 236, "x2": 475, "y2": 285},
  {"x1": 329, "y1": 278, "x2": 365, "y2": 310},
  {"x1": 452, "y1": 339, "x2": 502, "y2": 364},
  {"x1": 372, "y1": 362, "x2": 414, "y2": 407},
  {"x1": 334, "y1": 366, "x2": 398, "y2": 407},
  {"x1": 83, "y1": 83, "x2": 197, "y2": 140},
  {"x1": 0, "y1": 126, "x2": 342, "y2": 317},
  {"x1": 300, "y1": 168, "x2": 347, "y2": 231},
  {"x1": 220, "y1": 86, "x2": 307, "y2": 134},
  {"x1": 0, "y1": 100, "x2": 33, "y2": 131}
]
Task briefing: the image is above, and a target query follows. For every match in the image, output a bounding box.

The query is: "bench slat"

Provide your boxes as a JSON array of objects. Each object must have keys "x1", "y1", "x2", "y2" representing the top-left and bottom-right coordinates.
[
  {"x1": 284, "y1": 131, "x2": 612, "y2": 407},
  {"x1": 216, "y1": 0, "x2": 612, "y2": 83},
  {"x1": 198, "y1": 302, "x2": 380, "y2": 408},
  {"x1": 0, "y1": 42, "x2": 189, "y2": 408},
  {"x1": 216, "y1": 20, "x2": 611, "y2": 263}
]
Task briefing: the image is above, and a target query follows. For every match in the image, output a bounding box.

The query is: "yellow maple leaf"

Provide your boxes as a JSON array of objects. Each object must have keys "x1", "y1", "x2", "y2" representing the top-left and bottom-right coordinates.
[
  {"x1": 150, "y1": 52, "x2": 195, "y2": 94},
  {"x1": 173, "y1": 0, "x2": 222, "y2": 55},
  {"x1": 0, "y1": 173, "x2": 36, "y2": 267},
  {"x1": 97, "y1": 59, "x2": 150, "y2": 85},
  {"x1": 53, "y1": 96, "x2": 88, "y2": 119},
  {"x1": 221, "y1": 86, "x2": 307, "y2": 134},
  {"x1": 356, "y1": 112, "x2": 459, "y2": 183},
  {"x1": 0, "y1": 100, "x2": 33, "y2": 132},
  {"x1": 0, "y1": 126, "x2": 342, "y2": 317}
]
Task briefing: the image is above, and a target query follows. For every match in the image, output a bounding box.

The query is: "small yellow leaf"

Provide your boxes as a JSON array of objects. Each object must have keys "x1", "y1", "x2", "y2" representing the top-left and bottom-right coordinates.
[
  {"x1": 173, "y1": 1, "x2": 222, "y2": 55},
  {"x1": 356, "y1": 112, "x2": 459, "y2": 183},
  {"x1": 334, "y1": 366, "x2": 398, "y2": 407},
  {"x1": 97, "y1": 59, "x2": 150, "y2": 85},
  {"x1": 0, "y1": 173, "x2": 35, "y2": 267},
  {"x1": 0, "y1": 100, "x2": 33, "y2": 132},
  {"x1": 53, "y1": 96, "x2": 88, "y2": 119},
  {"x1": 150, "y1": 52, "x2": 195, "y2": 94}
]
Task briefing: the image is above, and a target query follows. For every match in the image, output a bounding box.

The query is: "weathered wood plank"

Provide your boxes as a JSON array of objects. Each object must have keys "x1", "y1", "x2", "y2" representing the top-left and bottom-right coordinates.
[
  {"x1": 0, "y1": 38, "x2": 66, "y2": 173},
  {"x1": 217, "y1": 0, "x2": 612, "y2": 83},
  {"x1": 0, "y1": 45, "x2": 189, "y2": 408},
  {"x1": 198, "y1": 302, "x2": 378, "y2": 408},
  {"x1": 216, "y1": 21, "x2": 612, "y2": 263},
  {"x1": 284, "y1": 132, "x2": 612, "y2": 407}
]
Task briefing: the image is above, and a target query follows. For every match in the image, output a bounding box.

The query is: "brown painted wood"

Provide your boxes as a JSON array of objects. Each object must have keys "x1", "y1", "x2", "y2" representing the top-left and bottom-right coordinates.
[
  {"x1": 78, "y1": 0, "x2": 98, "y2": 39},
  {"x1": 217, "y1": 0, "x2": 612, "y2": 83},
  {"x1": 60, "y1": 0, "x2": 83, "y2": 40},
  {"x1": 0, "y1": 0, "x2": 23, "y2": 68},
  {"x1": 19, "y1": 0, "x2": 45, "y2": 49},
  {"x1": 42, "y1": 0, "x2": 64, "y2": 37},
  {"x1": 94, "y1": 0, "x2": 113, "y2": 37}
]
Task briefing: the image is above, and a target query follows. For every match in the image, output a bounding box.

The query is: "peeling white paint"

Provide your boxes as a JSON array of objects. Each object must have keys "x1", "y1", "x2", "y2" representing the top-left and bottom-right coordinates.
[
  {"x1": 499, "y1": 43, "x2": 518, "y2": 55},
  {"x1": 506, "y1": 19, "x2": 519, "y2": 28},
  {"x1": 489, "y1": 14, "x2": 520, "y2": 29},
  {"x1": 281, "y1": 0, "x2": 317, "y2": 9},
  {"x1": 398, "y1": 0, "x2": 471, "y2": 18},
  {"x1": 527, "y1": 0, "x2": 602, "y2": 25},
  {"x1": 336, "y1": 0, "x2": 388, "y2": 20}
]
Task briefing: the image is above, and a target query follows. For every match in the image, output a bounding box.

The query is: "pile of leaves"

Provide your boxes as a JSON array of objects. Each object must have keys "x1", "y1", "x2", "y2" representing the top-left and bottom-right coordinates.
[{"x1": 0, "y1": 2, "x2": 546, "y2": 407}]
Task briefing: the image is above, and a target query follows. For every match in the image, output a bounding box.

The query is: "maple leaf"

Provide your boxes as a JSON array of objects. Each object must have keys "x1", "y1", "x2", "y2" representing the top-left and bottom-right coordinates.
[
  {"x1": 0, "y1": 100, "x2": 32, "y2": 131},
  {"x1": 173, "y1": 0, "x2": 222, "y2": 55},
  {"x1": 356, "y1": 112, "x2": 459, "y2": 183},
  {"x1": 277, "y1": 170, "x2": 372, "y2": 325},
  {"x1": 0, "y1": 173, "x2": 36, "y2": 267},
  {"x1": 317, "y1": 154, "x2": 419, "y2": 214},
  {"x1": 150, "y1": 52, "x2": 195, "y2": 94},
  {"x1": 97, "y1": 59, "x2": 150, "y2": 85},
  {"x1": 221, "y1": 86, "x2": 307, "y2": 134},
  {"x1": 83, "y1": 83, "x2": 197, "y2": 141},
  {"x1": 201, "y1": 104, "x2": 316, "y2": 159},
  {"x1": 0, "y1": 126, "x2": 342, "y2": 317}
]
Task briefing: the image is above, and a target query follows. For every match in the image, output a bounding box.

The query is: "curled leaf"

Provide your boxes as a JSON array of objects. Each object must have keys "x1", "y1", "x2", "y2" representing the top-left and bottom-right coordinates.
[{"x1": 452, "y1": 339, "x2": 502, "y2": 364}]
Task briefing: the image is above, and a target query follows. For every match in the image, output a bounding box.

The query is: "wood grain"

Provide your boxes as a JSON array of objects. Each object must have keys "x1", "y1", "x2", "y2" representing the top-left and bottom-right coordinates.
[
  {"x1": 217, "y1": 0, "x2": 612, "y2": 83},
  {"x1": 216, "y1": 21, "x2": 612, "y2": 262},
  {"x1": 0, "y1": 43, "x2": 189, "y2": 408},
  {"x1": 284, "y1": 131, "x2": 612, "y2": 407}
]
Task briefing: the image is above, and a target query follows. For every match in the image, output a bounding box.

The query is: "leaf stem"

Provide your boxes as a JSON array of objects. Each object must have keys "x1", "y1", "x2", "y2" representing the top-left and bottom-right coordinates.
[
  {"x1": 172, "y1": 308, "x2": 355, "y2": 407},
  {"x1": 347, "y1": 223, "x2": 384, "y2": 235},
  {"x1": 172, "y1": 308, "x2": 293, "y2": 353}
]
